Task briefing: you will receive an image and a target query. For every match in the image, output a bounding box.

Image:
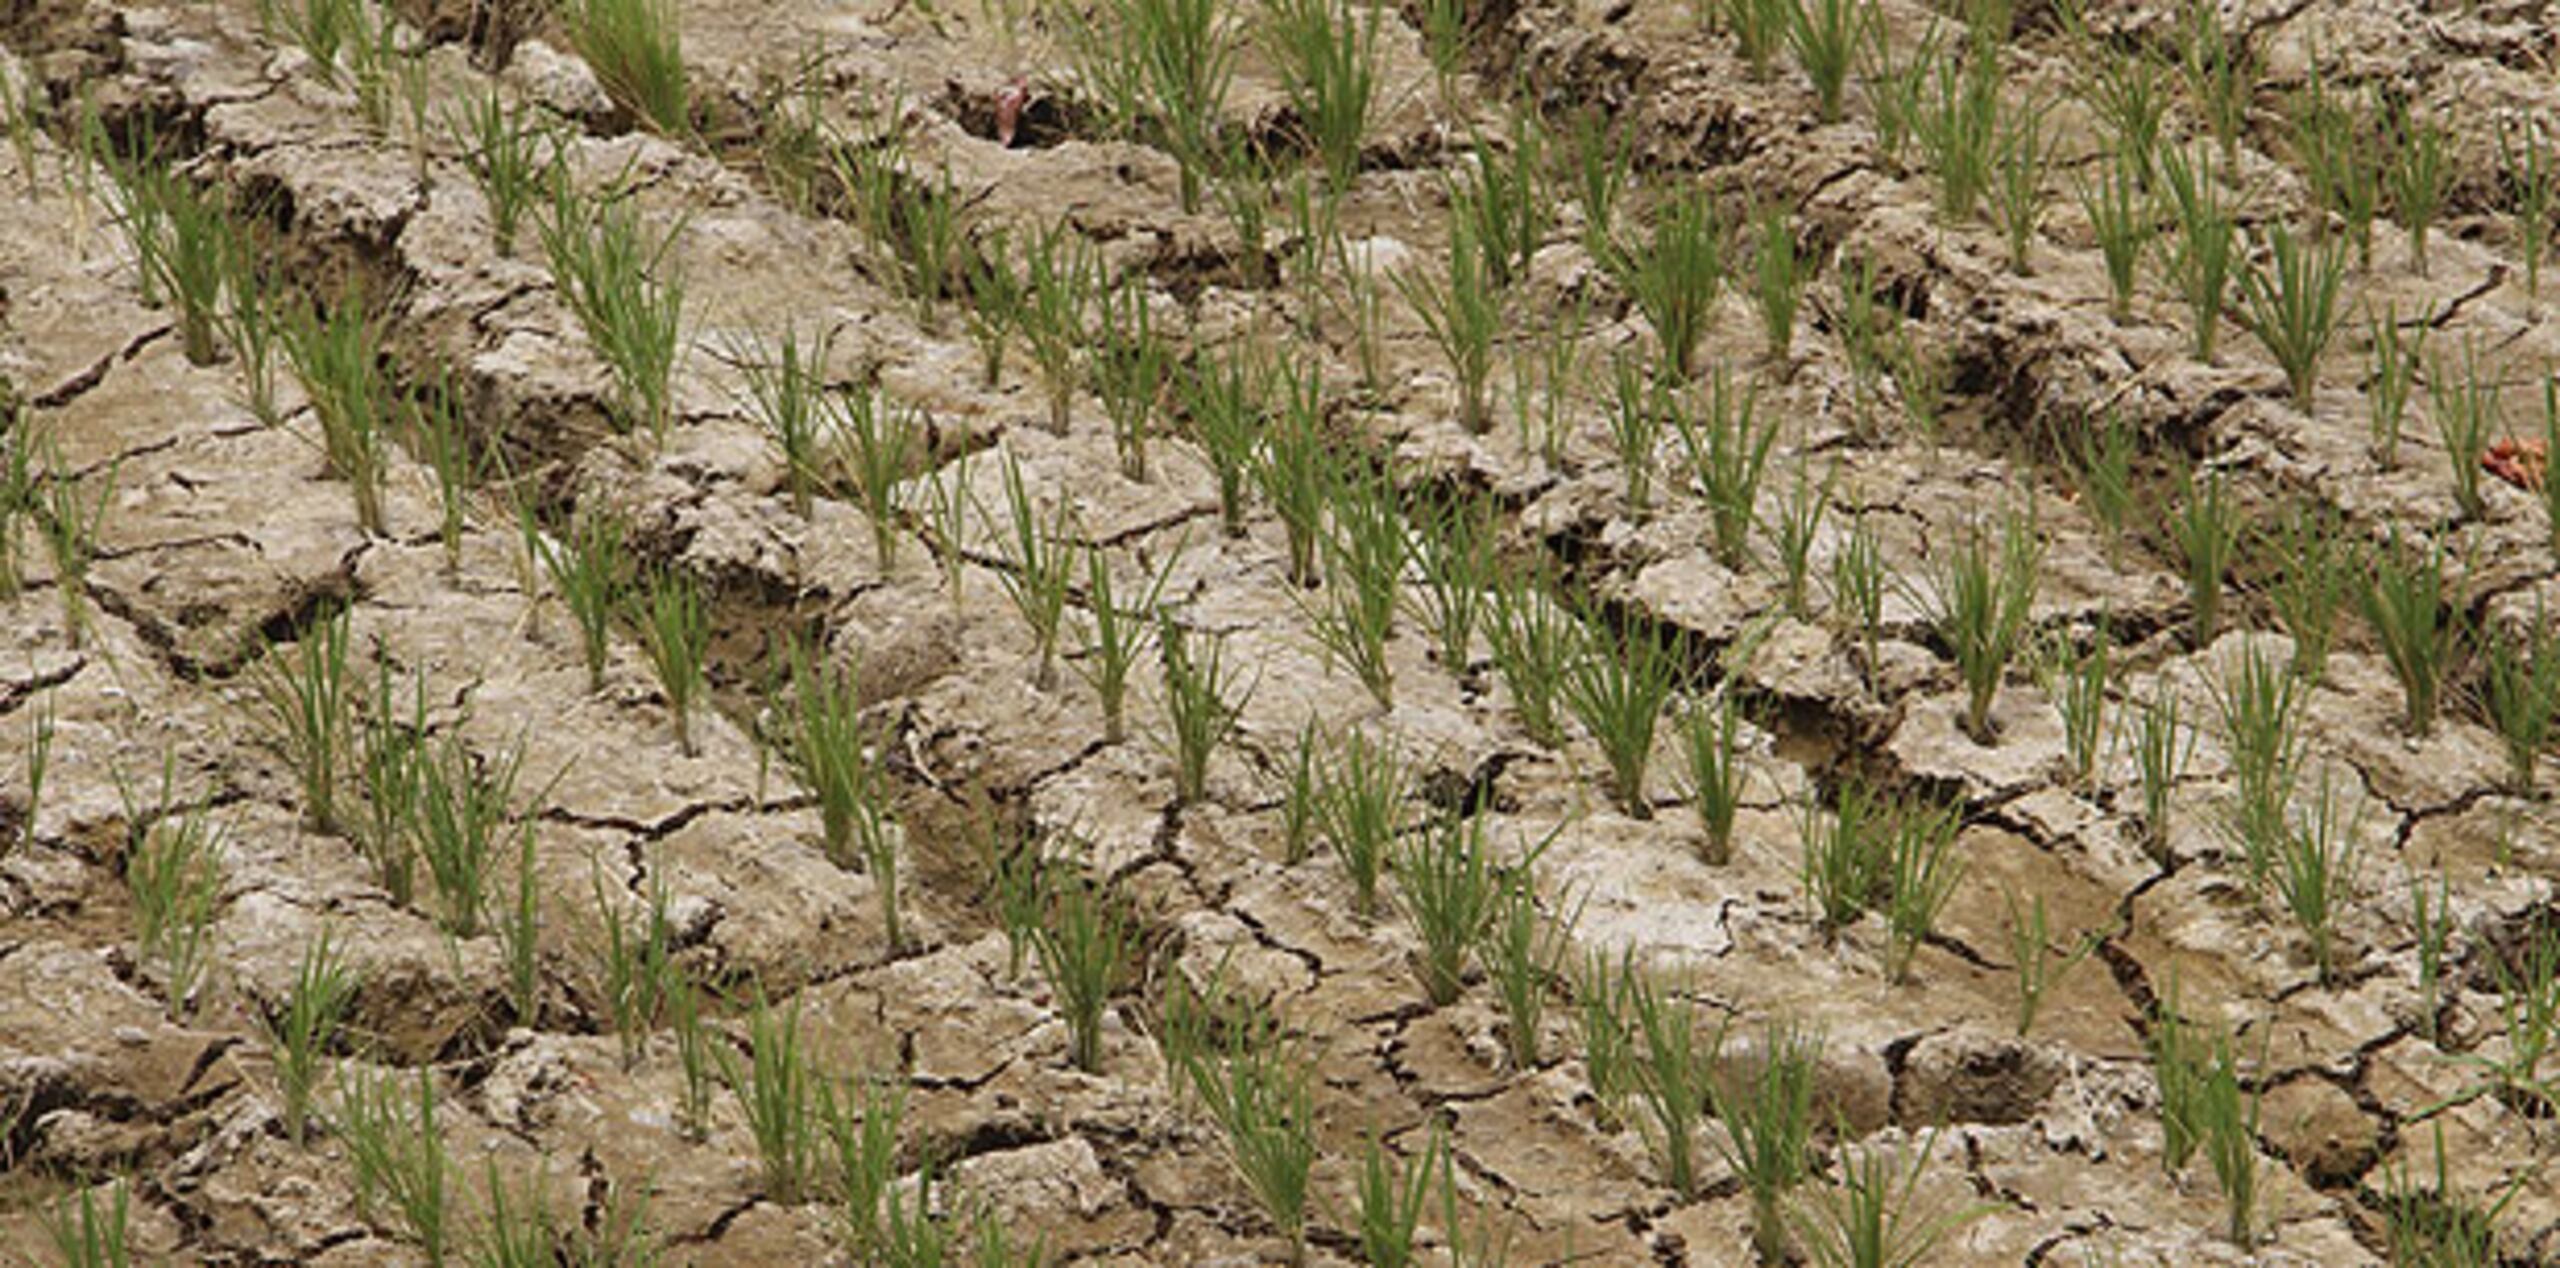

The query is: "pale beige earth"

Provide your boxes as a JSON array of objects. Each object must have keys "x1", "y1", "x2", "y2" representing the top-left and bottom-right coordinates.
[{"x1": 1, "y1": 0, "x2": 2558, "y2": 1262}]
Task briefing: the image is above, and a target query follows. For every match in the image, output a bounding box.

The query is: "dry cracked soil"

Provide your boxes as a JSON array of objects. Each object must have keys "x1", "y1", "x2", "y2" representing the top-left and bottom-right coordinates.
[{"x1": 3, "y1": 0, "x2": 2560, "y2": 1262}]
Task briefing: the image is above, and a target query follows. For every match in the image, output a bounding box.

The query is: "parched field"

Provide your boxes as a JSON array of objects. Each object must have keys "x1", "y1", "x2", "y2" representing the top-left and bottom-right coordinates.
[{"x1": 3, "y1": 0, "x2": 2560, "y2": 1262}]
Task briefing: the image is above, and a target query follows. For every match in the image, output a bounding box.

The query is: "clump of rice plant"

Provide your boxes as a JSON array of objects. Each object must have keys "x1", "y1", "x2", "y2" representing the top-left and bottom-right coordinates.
[
  {"x1": 1259, "y1": 0, "x2": 1378, "y2": 193},
  {"x1": 2360, "y1": 531, "x2": 2463, "y2": 739},
  {"x1": 2237, "y1": 221, "x2": 2344, "y2": 411},
  {"x1": 540, "y1": 183, "x2": 687, "y2": 444},
  {"x1": 559, "y1": 0, "x2": 689, "y2": 134},
  {"x1": 1562, "y1": 617, "x2": 1682, "y2": 819},
  {"x1": 1612, "y1": 190, "x2": 1727, "y2": 379},
  {"x1": 635, "y1": 567, "x2": 708, "y2": 755},
  {"x1": 1035, "y1": 866, "x2": 1136, "y2": 1073},
  {"x1": 1161, "y1": 615, "x2": 1248, "y2": 805},
  {"x1": 1917, "y1": 505, "x2": 2043, "y2": 744},
  {"x1": 1713, "y1": 1019, "x2": 1823, "y2": 1262}
]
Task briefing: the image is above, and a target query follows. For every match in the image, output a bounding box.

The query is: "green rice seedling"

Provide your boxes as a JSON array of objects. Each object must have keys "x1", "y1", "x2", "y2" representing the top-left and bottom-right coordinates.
[
  {"x1": 1035, "y1": 868, "x2": 1133, "y2": 1073},
  {"x1": 831, "y1": 379, "x2": 922, "y2": 564},
  {"x1": 1916, "y1": 42, "x2": 2000, "y2": 223},
  {"x1": 2004, "y1": 888, "x2": 2096, "y2": 1038},
  {"x1": 1211, "y1": 140, "x2": 1280, "y2": 290},
  {"x1": 2195, "y1": 1028, "x2": 2263, "y2": 1245},
  {"x1": 2378, "y1": 1120, "x2": 2527, "y2": 1268},
  {"x1": 129, "y1": 798, "x2": 223, "y2": 1015},
  {"x1": 1801, "y1": 777, "x2": 1888, "y2": 934},
  {"x1": 2238, "y1": 221, "x2": 2345, "y2": 410},
  {"x1": 1920, "y1": 506, "x2": 2043, "y2": 744},
  {"x1": 2072, "y1": 31, "x2": 2167, "y2": 190},
  {"x1": 1355, "y1": 1126, "x2": 1443, "y2": 1268},
  {"x1": 1107, "y1": 0, "x2": 1236, "y2": 212},
  {"x1": 2210, "y1": 641, "x2": 2304, "y2": 886},
  {"x1": 1278, "y1": 718, "x2": 1322, "y2": 865},
  {"x1": 1186, "y1": 1003, "x2": 1318, "y2": 1256},
  {"x1": 1882, "y1": 798, "x2": 1963, "y2": 985},
  {"x1": 1397, "y1": 220, "x2": 1501, "y2": 434},
  {"x1": 1307, "y1": 462, "x2": 1404, "y2": 707},
  {"x1": 1408, "y1": 489, "x2": 1495, "y2": 671},
  {"x1": 1855, "y1": 16, "x2": 1936, "y2": 175},
  {"x1": 1449, "y1": 116, "x2": 1547, "y2": 291},
  {"x1": 1179, "y1": 343, "x2": 1268, "y2": 537},
  {"x1": 925, "y1": 445, "x2": 975, "y2": 603},
  {"x1": 284, "y1": 290, "x2": 392, "y2": 534},
  {"x1": 2482, "y1": 605, "x2": 2560, "y2": 794},
  {"x1": 2273, "y1": 764, "x2": 2361, "y2": 987},
  {"x1": 1567, "y1": 106, "x2": 1633, "y2": 257},
  {"x1": 1336, "y1": 239, "x2": 1392, "y2": 402},
  {"x1": 663, "y1": 974, "x2": 712, "y2": 1139},
  {"x1": 356, "y1": 664, "x2": 426, "y2": 905},
  {"x1": 1485, "y1": 561, "x2": 1575, "y2": 748},
  {"x1": 1789, "y1": 1125, "x2": 1991, "y2": 1268},
  {"x1": 537, "y1": 504, "x2": 628, "y2": 693},
  {"x1": 2367, "y1": 303, "x2": 2424, "y2": 465},
  {"x1": 1261, "y1": 361, "x2": 1331, "y2": 587},
  {"x1": 1574, "y1": 950, "x2": 1637, "y2": 1126},
  {"x1": 270, "y1": 925, "x2": 359, "y2": 1146},
  {"x1": 1562, "y1": 619, "x2": 1681, "y2": 819},
  {"x1": 559, "y1": 0, "x2": 688, "y2": 133},
  {"x1": 2077, "y1": 151, "x2": 2151, "y2": 323},
  {"x1": 1162, "y1": 619, "x2": 1249, "y2": 809},
  {"x1": 1831, "y1": 514, "x2": 1886, "y2": 690},
  {"x1": 0, "y1": 414, "x2": 35, "y2": 600},
  {"x1": 735, "y1": 324, "x2": 834, "y2": 517},
  {"x1": 406, "y1": 372, "x2": 482, "y2": 575},
  {"x1": 1831, "y1": 254, "x2": 1893, "y2": 429},
  {"x1": 134, "y1": 167, "x2": 232, "y2": 366},
  {"x1": 43, "y1": 1179, "x2": 131, "y2": 1268},
  {"x1": 540, "y1": 187, "x2": 686, "y2": 443},
  {"x1": 2410, "y1": 871, "x2": 2452, "y2": 1044},
  {"x1": 2360, "y1": 531, "x2": 2461, "y2": 738},
  {"x1": 497, "y1": 822, "x2": 540, "y2": 1027},
  {"x1": 2262, "y1": 503, "x2": 2350, "y2": 682},
  {"x1": 2179, "y1": 0, "x2": 2253, "y2": 161},
  {"x1": 2145, "y1": 979, "x2": 2205, "y2": 1175},
  {"x1": 2, "y1": 62, "x2": 45, "y2": 198},
  {"x1": 2387, "y1": 100, "x2": 2449, "y2": 277},
  {"x1": 1392, "y1": 811, "x2": 1504, "y2": 1006},
  {"x1": 1681, "y1": 691, "x2": 1748, "y2": 865},
  {"x1": 1751, "y1": 203, "x2": 1808, "y2": 361},
  {"x1": 1786, "y1": 0, "x2": 1867, "y2": 123},
  {"x1": 1317, "y1": 726, "x2": 1405, "y2": 920},
  {"x1": 1675, "y1": 368, "x2": 1777, "y2": 570},
  {"x1": 1076, "y1": 540, "x2": 1179, "y2": 744},
  {"x1": 2502, "y1": 119, "x2": 2555, "y2": 305},
  {"x1": 223, "y1": 256, "x2": 286, "y2": 426},
  {"x1": 2546, "y1": 379, "x2": 2560, "y2": 551},
  {"x1": 1019, "y1": 222, "x2": 1093, "y2": 434},
  {"x1": 2427, "y1": 339, "x2": 2500, "y2": 522},
  {"x1": 337, "y1": 1067, "x2": 452, "y2": 1262},
  {"x1": 635, "y1": 567, "x2": 707, "y2": 754},
  {"x1": 1623, "y1": 963, "x2": 1720, "y2": 1199},
  {"x1": 37, "y1": 447, "x2": 111, "y2": 649},
  {"x1": 250, "y1": 606, "x2": 357, "y2": 832},
  {"x1": 343, "y1": 7, "x2": 412, "y2": 139},
  {"x1": 1518, "y1": 292, "x2": 1589, "y2": 470},
  {"x1": 2168, "y1": 467, "x2": 2238, "y2": 647},
  {"x1": 1482, "y1": 863, "x2": 1574, "y2": 1070},
  {"x1": 992, "y1": 455, "x2": 1077, "y2": 690},
  {"x1": 2038, "y1": 622, "x2": 2111, "y2": 791},
  {"x1": 1614, "y1": 190, "x2": 1726, "y2": 379},
  {"x1": 718, "y1": 990, "x2": 821, "y2": 1202},
  {"x1": 19, "y1": 694, "x2": 52, "y2": 854},
  {"x1": 592, "y1": 865, "x2": 676, "y2": 1070},
  {"x1": 1988, "y1": 103, "x2": 2049, "y2": 275},
  {"x1": 2158, "y1": 143, "x2": 2237, "y2": 363},
  {"x1": 1714, "y1": 1019, "x2": 1822, "y2": 1261},
  {"x1": 1260, "y1": 0, "x2": 1378, "y2": 193},
  {"x1": 412, "y1": 730, "x2": 526, "y2": 938},
  {"x1": 1766, "y1": 461, "x2": 1832, "y2": 620},
  {"x1": 2130, "y1": 678, "x2": 2190, "y2": 864},
  {"x1": 1092, "y1": 270, "x2": 1171, "y2": 481},
  {"x1": 1724, "y1": 0, "x2": 1789, "y2": 79},
  {"x1": 476, "y1": 1160, "x2": 570, "y2": 1267},
  {"x1": 822, "y1": 1076, "x2": 903, "y2": 1252},
  {"x1": 2473, "y1": 923, "x2": 2560, "y2": 1107},
  {"x1": 2286, "y1": 58, "x2": 2382, "y2": 270},
  {"x1": 1885, "y1": 326, "x2": 1951, "y2": 447},
  {"x1": 963, "y1": 228, "x2": 1022, "y2": 388},
  {"x1": 1605, "y1": 354, "x2": 1670, "y2": 521},
  {"x1": 978, "y1": 803, "x2": 1051, "y2": 978}
]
